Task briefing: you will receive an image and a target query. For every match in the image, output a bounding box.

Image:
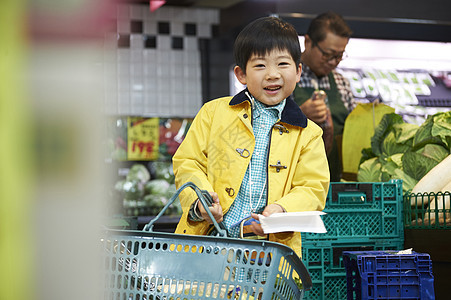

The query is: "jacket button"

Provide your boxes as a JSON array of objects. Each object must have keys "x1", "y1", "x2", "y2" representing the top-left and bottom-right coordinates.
[
  {"x1": 243, "y1": 113, "x2": 248, "y2": 118},
  {"x1": 225, "y1": 187, "x2": 235, "y2": 197}
]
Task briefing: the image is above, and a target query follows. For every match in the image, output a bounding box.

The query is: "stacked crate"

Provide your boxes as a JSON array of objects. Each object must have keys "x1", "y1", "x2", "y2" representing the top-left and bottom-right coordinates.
[
  {"x1": 301, "y1": 180, "x2": 405, "y2": 300},
  {"x1": 343, "y1": 250, "x2": 434, "y2": 299}
]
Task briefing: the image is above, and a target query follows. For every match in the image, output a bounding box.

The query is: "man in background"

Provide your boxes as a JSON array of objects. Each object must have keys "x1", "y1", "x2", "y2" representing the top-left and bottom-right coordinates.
[{"x1": 293, "y1": 11, "x2": 356, "y2": 182}]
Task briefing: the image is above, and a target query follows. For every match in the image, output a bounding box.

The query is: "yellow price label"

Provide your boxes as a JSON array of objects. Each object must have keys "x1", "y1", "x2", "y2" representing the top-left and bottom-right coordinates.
[{"x1": 127, "y1": 117, "x2": 159, "y2": 160}]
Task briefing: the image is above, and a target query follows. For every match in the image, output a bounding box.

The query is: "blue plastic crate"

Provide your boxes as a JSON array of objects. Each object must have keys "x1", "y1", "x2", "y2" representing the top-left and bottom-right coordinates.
[
  {"x1": 343, "y1": 250, "x2": 435, "y2": 300},
  {"x1": 301, "y1": 238, "x2": 404, "y2": 300},
  {"x1": 303, "y1": 180, "x2": 404, "y2": 242}
]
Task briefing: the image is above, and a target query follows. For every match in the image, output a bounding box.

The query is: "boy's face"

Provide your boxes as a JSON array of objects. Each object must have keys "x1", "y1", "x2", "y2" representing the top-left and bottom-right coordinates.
[{"x1": 234, "y1": 48, "x2": 302, "y2": 106}]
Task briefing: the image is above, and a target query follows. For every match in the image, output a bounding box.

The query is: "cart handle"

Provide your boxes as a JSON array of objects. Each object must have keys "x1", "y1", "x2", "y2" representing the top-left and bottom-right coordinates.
[{"x1": 142, "y1": 182, "x2": 228, "y2": 237}]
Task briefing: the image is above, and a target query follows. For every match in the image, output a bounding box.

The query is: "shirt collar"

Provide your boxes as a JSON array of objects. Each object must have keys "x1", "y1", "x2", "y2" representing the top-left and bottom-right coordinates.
[
  {"x1": 300, "y1": 62, "x2": 331, "y2": 90},
  {"x1": 301, "y1": 63, "x2": 315, "y2": 79},
  {"x1": 253, "y1": 97, "x2": 285, "y2": 120},
  {"x1": 229, "y1": 89, "x2": 308, "y2": 128}
]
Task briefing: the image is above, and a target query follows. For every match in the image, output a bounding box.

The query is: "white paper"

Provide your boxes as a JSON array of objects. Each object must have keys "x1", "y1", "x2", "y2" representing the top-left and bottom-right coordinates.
[
  {"x1": 259, "y1": 211, "x2": 327, "y2": 234},
  {"x1": 396, "y1": 248, "x2": 413, "y2": 255}
]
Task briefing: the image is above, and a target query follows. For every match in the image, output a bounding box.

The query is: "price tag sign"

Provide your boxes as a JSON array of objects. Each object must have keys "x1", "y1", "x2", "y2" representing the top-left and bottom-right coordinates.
[{"x1": 127, "y1": 117, "x2": 159, "y2": 160}]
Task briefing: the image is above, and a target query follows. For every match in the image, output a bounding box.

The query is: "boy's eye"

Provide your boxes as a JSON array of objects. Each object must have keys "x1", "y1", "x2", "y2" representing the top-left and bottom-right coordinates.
[{"x1": 279, "y1": 62, "x2": 290, "y2": 66}]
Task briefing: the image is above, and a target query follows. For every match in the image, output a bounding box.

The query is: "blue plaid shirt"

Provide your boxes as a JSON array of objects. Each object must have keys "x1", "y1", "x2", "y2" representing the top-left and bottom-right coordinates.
[{"x1": 223, "y1": 97, "x2": 286, "y2": 238}]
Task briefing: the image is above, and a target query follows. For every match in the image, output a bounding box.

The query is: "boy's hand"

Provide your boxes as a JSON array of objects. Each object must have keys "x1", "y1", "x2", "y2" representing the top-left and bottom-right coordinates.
[
  {"x1": 249, "y1": 204, "x2": 285, "y2": 236},
  {"x1": 198, "y1": 192, "x2": 223, "y2": 224}
]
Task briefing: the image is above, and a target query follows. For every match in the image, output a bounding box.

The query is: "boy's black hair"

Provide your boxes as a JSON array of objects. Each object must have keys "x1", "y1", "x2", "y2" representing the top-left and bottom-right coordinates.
[
  {"x1": 233, "y1": 16, "x2": 301, "y2": 72},
  {"x1": 307, "y1": 11, "x2": 352, "y2": 44}
]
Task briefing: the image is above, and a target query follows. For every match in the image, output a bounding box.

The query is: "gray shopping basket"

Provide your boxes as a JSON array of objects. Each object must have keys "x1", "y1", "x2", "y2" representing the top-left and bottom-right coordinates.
[{"x1": 102, "y1": 182, "x2": 312, "y2": 300}]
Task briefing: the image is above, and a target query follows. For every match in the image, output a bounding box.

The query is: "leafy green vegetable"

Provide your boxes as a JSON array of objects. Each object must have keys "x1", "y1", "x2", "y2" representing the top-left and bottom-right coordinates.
[
  {"x1": 122, "y1": 180, "x2": 145, "y2": 200},
  {"x1": 357, "y1": 111, "x2": 451, "y2": 193},
  {"x1": 370, "y1": 113, "x2": 404, "y2": 157},
  {"x1": 371, "y1": 114, "x2": 418, "y2": 157},
  {"x1": 393, "y1": 122, "x2": 418, "y2": 144},
  {"x1": 391, "y1": 168, "x2": 417, "y2": 192},
  {"x1": 126, "y1": 164, "x2": 151, "y2": 183},
  {"x1": 381, "y1": 131, "x2": 411, "y2": 157},
  {"x1": 381, "y1": 154, "x2": 402, "y2": 182},
  {"x1": 380, "y1": 153, "x2": 416, "y2": 191},
  {"x1": 413, "y1": 111, "x2": 451, "y2": 150},
  {"x1": 143, "y1": 194, "x2": 166, "y2": 215},
  {"x1": 415, "y1": 144, "x2": 448, "y2": 163},
  {"x1": 359, "y1": 147, "x2": 376, "y2": 165},
  {"x1": 357, "y1": 157, "x2": 382, "y2": 182},
  {"x1": 150, "y1": 161, "x2": 175, "y2": 183},
  {"x1": 144, "y1": 179, "x2": 170, "y2": 196}
]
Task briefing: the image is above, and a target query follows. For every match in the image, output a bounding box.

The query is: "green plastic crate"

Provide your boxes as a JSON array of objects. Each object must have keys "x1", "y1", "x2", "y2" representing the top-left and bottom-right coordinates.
[
  {"x1": 404, "y1": 190, "x2": 451, "y2": 229},
  {"x1": 303, "y1": 180, "x2": 404, "y2": 242}
]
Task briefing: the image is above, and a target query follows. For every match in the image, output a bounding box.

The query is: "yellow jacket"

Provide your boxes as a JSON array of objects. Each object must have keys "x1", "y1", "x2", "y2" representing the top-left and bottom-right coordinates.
[{"x1": 173, "y1": 89, "x2": 330, "y2": 257}]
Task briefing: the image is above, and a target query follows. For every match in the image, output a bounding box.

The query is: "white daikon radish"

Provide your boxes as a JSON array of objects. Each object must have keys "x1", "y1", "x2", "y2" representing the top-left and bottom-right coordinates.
[
  {"x1": 422, "y1": 181, "x2": 451, "y2": 225},
  {"x1": 410, "y1": 154, "x2": 451, "y2": 206}
]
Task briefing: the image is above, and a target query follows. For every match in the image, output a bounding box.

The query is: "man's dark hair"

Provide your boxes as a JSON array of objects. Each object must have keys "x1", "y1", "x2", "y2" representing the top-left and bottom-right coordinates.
[
  {"x1": 307, "y1": 11, "x2": 352, "y2": 43},
  {"x1": 233, "y1": 16, "x2": 301, "y2": 72}
]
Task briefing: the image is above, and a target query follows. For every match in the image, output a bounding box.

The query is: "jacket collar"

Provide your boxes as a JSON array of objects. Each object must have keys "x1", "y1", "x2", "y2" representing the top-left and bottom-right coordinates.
[{"x1": 229, "y1": 89, "x2": 308, "y2": 128}]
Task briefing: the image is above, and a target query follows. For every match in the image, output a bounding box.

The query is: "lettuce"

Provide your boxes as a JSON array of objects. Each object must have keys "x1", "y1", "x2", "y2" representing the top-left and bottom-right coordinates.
[
  {"x1": 371, "y1": 113, "x2": 405, "y2": 157},
  {"x1": 144, "y1": 179, "x2": 170, "y2": 196},
  {"x1": 126, "y1": 164, "x2": 151, "y2": 183},
  {"x1": 357, "y1": 111, "x2": 451, "y2": 192},
  {"x1": 371, "y1": 113, "x2": 418, "y2": 158},
  {"x1": 357, "y1": 157, "x2": 382, "y2": 182},
  {"x1": 413, "y1": 111, "x2": 451, "y2": 150}
]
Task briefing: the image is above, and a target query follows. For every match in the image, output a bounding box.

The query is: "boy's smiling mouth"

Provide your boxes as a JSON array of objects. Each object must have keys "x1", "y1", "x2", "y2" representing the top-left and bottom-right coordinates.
[{"x1": 264, "y1": 85, "x2": 282, "y2": 91}]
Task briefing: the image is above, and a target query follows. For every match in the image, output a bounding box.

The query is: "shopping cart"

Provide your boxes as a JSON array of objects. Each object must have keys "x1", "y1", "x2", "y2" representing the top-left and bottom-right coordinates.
[{"x1": 101, "y1": 182, "x2": 312, "y2": 300}]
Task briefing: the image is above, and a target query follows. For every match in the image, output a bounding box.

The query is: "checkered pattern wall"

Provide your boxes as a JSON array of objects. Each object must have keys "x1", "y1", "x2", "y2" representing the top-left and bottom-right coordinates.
[{"x1": 104, "y1": 4, "x2": 219, "y2": 117}]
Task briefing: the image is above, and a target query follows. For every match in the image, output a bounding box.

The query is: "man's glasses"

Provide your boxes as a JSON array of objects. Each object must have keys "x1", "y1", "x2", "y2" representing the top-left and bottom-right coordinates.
[{"x1": 313, "y1": 41, "x2": 347, "y2": 62}]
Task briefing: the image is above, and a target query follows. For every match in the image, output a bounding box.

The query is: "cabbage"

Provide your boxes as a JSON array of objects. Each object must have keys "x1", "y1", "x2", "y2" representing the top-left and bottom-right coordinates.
[
  {"x1": 416, "y1": 143, "x2": 449, "y2": 162},
  {"x1": 402, "y1": 144, "x2": 448, "y2": 181},
  {"x1": 150, "y1": 161, "x2": 175, "y2": 183},
  {"x1": 358, "y1": 111, "x2": 451, "y2": 192},
  {"x1": 122, "y1": 180, "x2": 145, "y2": 200},
  {"x1": 357, "y1": 157, "x2": 381, "y2": 182},
  {"x1": 413, "y1": 111, "x2": 451, "y2": 149},
  {"x1": 143, "y1": 194, "x2": 167, "y2": 214},
  {"x1": 126, "y1": 164, "x2": 151, "y2": 183},
  {"x1": 372, "y1": 114, "x2": 418, "y2": 158},
  {"x1": 144, "y1": 179, "x2": 170, "y2": 196},
  {"x1": 370, "y1": 113, "x2": 405, "y2": 157}
]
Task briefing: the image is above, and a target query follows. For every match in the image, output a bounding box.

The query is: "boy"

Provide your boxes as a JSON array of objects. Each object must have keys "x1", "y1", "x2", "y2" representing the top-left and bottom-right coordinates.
[{"x1": 173, "y1": 16, "x2": 329, "y2": 257}]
